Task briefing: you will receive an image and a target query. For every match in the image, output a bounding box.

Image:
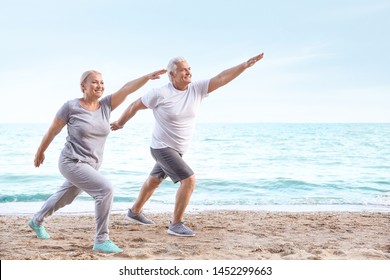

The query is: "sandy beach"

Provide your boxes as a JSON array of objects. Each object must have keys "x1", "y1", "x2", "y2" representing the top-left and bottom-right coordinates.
[{"x1": 0, "y1": 211, "x2": 389, "y2": 260}]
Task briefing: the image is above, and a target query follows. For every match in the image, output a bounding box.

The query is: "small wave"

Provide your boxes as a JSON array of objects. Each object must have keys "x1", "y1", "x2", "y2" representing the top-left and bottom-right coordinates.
[
  {"x1": 0, "y1": 194, "x2": 94, "y2": 203},
  {"x1": 0, "y1": 194, "x2": 51, "y2": 203}
]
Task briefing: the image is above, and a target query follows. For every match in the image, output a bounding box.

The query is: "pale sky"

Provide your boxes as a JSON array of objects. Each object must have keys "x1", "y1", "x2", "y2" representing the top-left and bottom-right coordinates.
[{"x1": 1, "y1": 0, "x2": 389, "y2": 123}]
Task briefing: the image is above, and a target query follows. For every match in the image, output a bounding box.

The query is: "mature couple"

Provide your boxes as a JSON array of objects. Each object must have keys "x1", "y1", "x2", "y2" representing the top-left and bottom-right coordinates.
[{"x1": 29, "y1": 53, "x2": 264, "y2": 253}]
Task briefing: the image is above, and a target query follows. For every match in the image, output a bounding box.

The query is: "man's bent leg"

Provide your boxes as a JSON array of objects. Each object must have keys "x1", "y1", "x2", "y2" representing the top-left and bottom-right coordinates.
[
  {"x1": 132, "y1": 175, "x2": 162, "y2": 213},
  {"x1": 173, "y1": 175, "x2": 196, "y2": 224}
]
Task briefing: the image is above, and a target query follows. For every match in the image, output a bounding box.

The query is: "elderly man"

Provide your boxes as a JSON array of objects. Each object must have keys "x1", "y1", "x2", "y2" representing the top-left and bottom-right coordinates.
[{"x1": 111, "y1": 53, "x2": 264, "y2": 236}]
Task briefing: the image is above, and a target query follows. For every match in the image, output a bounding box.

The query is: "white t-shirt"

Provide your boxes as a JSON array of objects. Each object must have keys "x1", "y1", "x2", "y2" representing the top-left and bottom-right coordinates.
[{"x1": 141, "y1": 80, "x2": 210, "y2": 153}]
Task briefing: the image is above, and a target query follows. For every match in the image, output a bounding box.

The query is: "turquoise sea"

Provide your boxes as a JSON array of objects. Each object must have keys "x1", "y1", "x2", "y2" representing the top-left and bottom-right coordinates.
[{"x1": 0, "y1": 123, "x2": 389, "y2": 214}]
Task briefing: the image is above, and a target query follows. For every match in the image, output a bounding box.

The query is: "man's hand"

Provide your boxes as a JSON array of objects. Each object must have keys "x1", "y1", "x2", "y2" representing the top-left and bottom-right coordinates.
[
  {"x1": 246, "y1": 53, "x2": 264, "y2": 68},
  {"x1": 110, "y1": 121, "x2": 124, "y2": 131}
]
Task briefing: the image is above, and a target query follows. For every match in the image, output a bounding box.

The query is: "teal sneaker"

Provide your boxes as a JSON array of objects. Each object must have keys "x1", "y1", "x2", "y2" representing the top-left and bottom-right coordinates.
[
  {"x1": 28, "y1": 219, "x2": 50, "y2": 239},
  {"x1": 93, "y1": 240, "x2": 123, "y2": 253}
]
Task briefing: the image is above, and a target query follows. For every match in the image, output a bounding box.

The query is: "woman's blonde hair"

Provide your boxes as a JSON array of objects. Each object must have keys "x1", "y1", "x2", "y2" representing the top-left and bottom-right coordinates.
[{"x1": 80, "y1": 70, "x2": 101, "y2": 92}]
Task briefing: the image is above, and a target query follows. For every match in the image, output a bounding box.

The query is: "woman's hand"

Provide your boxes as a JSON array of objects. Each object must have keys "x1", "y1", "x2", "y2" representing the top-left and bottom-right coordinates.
[
  {"x1": 34, "y1": 151, "x2": 45, "y2": 167},
  {"x1": 148, "y1": 69, "x2": 167, "y2": 80}
]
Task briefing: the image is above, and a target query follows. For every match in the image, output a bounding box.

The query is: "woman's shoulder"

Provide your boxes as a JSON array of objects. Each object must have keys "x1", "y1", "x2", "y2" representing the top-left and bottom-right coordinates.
[
  {"x1": 57, "y1": 98, "x2": 78, "y2": 110},
  {"x1": 62, "y1": 98, "x2": 80, "y2": 106},
  {"x1": 99, "y1": 94, "x2": 111, "y2": 104}
]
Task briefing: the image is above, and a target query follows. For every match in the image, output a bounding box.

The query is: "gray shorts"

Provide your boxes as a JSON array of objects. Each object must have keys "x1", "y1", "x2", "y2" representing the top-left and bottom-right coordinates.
[{"x1": 150, "y1": 147, "x2": 194, "y2": 183}]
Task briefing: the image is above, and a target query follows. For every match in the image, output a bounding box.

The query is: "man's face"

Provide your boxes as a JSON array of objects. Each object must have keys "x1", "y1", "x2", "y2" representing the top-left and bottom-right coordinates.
[{"x1": 171, "y1": 61, "x2": 192, "y2": 86}]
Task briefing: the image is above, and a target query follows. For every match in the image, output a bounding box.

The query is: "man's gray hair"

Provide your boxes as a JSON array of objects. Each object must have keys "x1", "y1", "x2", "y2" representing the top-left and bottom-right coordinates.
[{"x1": 167, "y1": 57, "x2": 187, "y2": 82}]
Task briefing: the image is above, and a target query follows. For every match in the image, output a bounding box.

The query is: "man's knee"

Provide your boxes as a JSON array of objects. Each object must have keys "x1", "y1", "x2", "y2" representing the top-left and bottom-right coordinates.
[
  {"x1": 147, "y1": 175, "x2": 163, "y2": 189},
  {"x1": 181, "y1": 175, "x2": 196, "y2": 190}
]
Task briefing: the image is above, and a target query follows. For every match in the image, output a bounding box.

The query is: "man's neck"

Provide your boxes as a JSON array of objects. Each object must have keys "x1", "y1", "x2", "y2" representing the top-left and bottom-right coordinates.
[{"x1": 172, "y1": 81, "x2": 189, "y2": 91}]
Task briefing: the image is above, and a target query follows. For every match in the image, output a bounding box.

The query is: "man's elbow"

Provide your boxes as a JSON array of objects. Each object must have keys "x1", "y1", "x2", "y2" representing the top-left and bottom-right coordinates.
[{"x1": 134, "y1": 98, "x2": 147, "y2": 110}]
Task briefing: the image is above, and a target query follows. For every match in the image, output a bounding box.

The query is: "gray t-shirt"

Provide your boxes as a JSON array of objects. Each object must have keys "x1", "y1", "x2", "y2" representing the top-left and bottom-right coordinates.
[
  {"x1": 56, "y1": 95, "x2": 112, "y2": 165},
  {"x1": 141, "y1": 80, "x2": 209, "y2": 153}
]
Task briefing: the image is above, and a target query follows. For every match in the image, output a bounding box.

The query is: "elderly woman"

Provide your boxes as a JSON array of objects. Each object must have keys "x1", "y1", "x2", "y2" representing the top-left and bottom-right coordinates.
[{"x1": 29, "y1": 68, "x2": 166, "y2": 253}]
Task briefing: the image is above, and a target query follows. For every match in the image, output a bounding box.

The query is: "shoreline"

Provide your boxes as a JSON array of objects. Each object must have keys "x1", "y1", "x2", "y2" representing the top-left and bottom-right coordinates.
[
  {"x1": 1, "y1": 201, "x2": 389, "y2": 216},
  {"x1": 1, "y1": 210, "x2": 389, "y2": 260}
]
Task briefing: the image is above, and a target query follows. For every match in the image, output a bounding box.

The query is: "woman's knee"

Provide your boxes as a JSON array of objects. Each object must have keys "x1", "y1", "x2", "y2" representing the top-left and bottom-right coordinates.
[
  {"x1": 102, "y1": 181, "x2": 114, "y2": 196},
  {"x1": 91, "y1": 177, "x2": 114, "y2": 201}
]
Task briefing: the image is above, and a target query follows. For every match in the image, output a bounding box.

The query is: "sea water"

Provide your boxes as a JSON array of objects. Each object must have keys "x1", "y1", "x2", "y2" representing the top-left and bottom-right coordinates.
[{"x1": 0, "y1": 123, "x2": 389, "y2": 214}]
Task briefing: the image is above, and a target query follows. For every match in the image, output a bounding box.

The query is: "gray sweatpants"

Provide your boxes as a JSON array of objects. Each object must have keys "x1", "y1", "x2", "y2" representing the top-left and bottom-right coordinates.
[{"x1": 32, "y1": 156, "x2": 114, "y2": 243}]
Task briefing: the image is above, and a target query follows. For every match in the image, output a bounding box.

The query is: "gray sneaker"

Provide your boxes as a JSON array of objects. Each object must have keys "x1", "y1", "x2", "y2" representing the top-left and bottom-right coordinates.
[
  {"x1": 125, "y1": 209, "x2": 154, "y2": 225},
  {"x1": 167, "y1": 221, "x2": 195, "y2": 237}
]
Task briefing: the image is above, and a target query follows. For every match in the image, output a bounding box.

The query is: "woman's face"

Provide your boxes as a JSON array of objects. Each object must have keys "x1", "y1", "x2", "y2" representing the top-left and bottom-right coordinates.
[{"x1": 82, "y1": 73, "x2": 104, "y2": 98}]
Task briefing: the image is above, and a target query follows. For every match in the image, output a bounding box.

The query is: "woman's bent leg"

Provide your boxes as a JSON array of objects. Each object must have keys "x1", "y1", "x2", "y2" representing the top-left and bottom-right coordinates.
[
  {"x1": 59, "y1": 158, "x2": 114, "y2": 243},
  {"x1": 32, "y1": 180, "x2": 82, "y2": 225}
]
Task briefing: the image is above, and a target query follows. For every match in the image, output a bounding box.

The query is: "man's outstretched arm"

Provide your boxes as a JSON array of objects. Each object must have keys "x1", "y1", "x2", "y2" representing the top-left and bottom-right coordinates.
[
  {"x1": 110, "y1": 98, "x2": 147, "y2": 131},
  {"x1": 207, "y1": 53, "x2": 264, "y2": 94}
]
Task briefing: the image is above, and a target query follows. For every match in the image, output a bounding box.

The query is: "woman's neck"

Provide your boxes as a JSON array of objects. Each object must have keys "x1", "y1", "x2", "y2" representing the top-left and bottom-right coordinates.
[{"x1": 80, "y1": 97, "x2": 99, "y2": 110}]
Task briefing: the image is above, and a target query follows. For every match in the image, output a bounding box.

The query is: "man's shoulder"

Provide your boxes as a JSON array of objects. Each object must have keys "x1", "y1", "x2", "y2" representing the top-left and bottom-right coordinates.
[
  {"x1": 149, "y1": 83, "x2": 171, "y2": 94},
  {"x1": 189, "y1": 79, "x2": 210, "y2": 94},
  {"x1": 190, "y1": 79, "x2": 209, "y2": 87}
]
